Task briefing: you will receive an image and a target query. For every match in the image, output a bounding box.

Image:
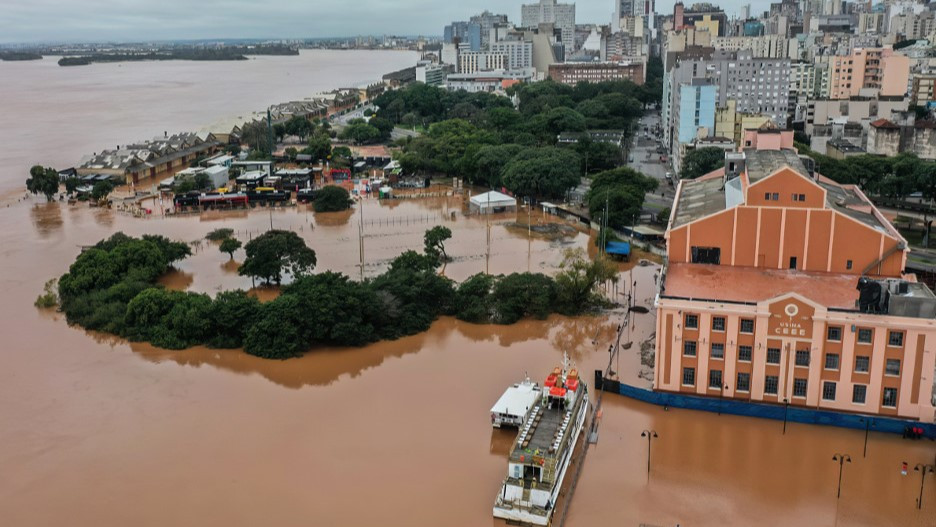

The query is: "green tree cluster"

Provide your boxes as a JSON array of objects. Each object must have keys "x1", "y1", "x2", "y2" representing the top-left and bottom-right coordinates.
[
  {"x1": 54, "y1": 230, "x2": 619, "y2": 360},
  {"x1": 797, "y1": 146, "x2": 936, "y2": 201},
  {"x1": 586, "y1": 167, "x2": 659, "y2": 230},
  {"x1": 26, "y1": 165, "x2": 60, "y2": 201},
  {"x1": 313, "y1": 185, "x2": 353, "y2": 212},
  {"x1": 238, "y1": 230, "x2": 317, "y2": 284},
  {"x1": 383, "y1": 79, "x2": 649, "y2": 199},
  {"x1": 680, "y1": 147, "x2": 726, "y2": 180}
]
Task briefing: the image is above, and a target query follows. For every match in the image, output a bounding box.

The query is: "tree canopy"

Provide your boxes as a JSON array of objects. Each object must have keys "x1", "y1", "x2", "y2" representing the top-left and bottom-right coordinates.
[
  {"x1": 587, "y1": 167, "x2": 659, "y2": 230},
  {"x1": 238, "y1": 230, "x2": 317, "y2": 284},
  {"x1": 220, "y1": 237, "x2": 242, "y2": 259},
  {"x1": 26, "y1": 165, "x2": 59, "y2": 201},
  {"x1": 424, "y1": 225, "x2": 452, "y2": 263},
  {"x1": 680, "y1": 147, "x2": 726, "y2": 180},
  {"x1": 313, "y1": 185, "x2": 353, "y2": 212},
  {"x1": 502, "y1": 147, "x2": 582, "y2": 199}
]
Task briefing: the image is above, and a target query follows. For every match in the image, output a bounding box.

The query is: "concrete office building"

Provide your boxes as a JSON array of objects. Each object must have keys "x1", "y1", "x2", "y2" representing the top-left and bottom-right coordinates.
[
  {"x1": 521, "y1": 0, "x2": 576, "y2": 58},
  {"x1": 458, "y1": 51, "x2": 508, "y2": 74},
  {"x1": 470, "y1": 11, "x2": 509, "y2": 50},
  {"x1": 444, "y1": 21, "x2": 482, "y2": 51},
  {"x1": 490, "y1": 40, "x2": 534, "y2": 70}
]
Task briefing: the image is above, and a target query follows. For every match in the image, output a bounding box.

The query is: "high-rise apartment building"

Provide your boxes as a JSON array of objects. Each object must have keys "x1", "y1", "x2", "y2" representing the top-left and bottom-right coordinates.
[
  {"x1": 521, "y1": 0, "x2": 576, "y2": 58},
  {"x1": 444, "y1": 21, "x2": 482, "y2": 51},
  {"x1": 470, "y1": 11, "x2": 509, "y2": 50}
]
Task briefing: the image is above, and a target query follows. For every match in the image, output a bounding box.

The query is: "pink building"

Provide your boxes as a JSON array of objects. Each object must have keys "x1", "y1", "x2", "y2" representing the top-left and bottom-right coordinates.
[
  {"x1": 742, "y1": 128, "x2": 795, "y2": 151},
  {"x1": 655, "y1": 148, "x2": 936, "y2": 424},
  {"x1": 827, "y1": 48, "x2": 910, "y2": 100}
]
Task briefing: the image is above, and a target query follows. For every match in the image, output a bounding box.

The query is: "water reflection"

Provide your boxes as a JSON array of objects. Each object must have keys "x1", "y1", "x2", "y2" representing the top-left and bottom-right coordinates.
[
  {"x1": 314, "y1": 208, "x2": 353, "y2": 227},
  {"x1": 29, "y1": 202, "x2": 63, "y2": 237},
  {"x1": 157, "y1": 268, "x2": 193, "y2": 291}
]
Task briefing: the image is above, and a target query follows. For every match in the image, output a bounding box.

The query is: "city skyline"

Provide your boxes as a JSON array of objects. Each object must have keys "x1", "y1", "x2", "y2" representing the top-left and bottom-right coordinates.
[{"x1": 4, "y1": 0, "x2": 762, "y2": 44}]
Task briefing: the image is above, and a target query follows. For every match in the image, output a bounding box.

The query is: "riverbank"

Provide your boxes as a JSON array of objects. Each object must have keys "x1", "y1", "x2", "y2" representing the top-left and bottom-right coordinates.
[{"x1": 0, "y1": 49, "x2": 419, "y2": 197}]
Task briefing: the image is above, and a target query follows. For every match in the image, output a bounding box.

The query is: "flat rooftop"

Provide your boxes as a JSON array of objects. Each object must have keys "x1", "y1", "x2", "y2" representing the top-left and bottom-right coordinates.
[{"x1": 663, "y1": 262, "x2": 861, "y2": 309}]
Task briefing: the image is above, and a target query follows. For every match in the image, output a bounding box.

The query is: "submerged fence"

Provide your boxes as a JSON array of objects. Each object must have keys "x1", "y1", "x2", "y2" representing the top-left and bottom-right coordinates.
[{"x1": 597, "y1": 375, "x2": 936, "y2": 439}]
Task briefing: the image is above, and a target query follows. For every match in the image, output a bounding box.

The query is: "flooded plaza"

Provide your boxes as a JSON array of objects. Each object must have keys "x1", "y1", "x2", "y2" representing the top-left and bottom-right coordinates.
[{"x1": 0, "y1": 196, "x2": 933, "y2": 527}]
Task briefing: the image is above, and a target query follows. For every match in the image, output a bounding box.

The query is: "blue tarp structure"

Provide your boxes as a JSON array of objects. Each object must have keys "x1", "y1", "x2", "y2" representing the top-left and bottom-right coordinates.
[{"x1": 605, "y1": 241, "x2": 631, "y2": 257}]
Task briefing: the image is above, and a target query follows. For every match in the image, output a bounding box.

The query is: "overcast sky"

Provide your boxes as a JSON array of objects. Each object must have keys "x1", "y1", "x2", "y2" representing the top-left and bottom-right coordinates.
[{"x1": 4, "y1": 0, "x2": 760, "y2": 44}]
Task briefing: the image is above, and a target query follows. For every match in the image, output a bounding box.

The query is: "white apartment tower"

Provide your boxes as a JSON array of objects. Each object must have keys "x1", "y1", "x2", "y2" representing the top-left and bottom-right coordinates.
[{"x1": 521, "y1": 0, "x2": 576, "y2": 58}]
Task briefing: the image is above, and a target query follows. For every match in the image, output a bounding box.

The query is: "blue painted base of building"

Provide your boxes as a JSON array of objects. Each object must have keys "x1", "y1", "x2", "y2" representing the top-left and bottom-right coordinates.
[{"x1": 597, "y1": 374, "x2": 936, "y2": 440}]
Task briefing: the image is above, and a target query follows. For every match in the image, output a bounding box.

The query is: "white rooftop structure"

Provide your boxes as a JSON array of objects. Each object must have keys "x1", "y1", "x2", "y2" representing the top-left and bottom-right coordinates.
[
  {"x1": 490, "y1": 379, "x2": 541, "y2": 428},
  {"x1": 469, "y1": 190, "x2": 517, "y2": 214}
]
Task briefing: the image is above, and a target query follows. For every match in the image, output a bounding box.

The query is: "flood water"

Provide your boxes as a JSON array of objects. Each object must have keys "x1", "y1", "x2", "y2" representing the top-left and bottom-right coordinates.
[{"x1": 0, "y1": 53, "x2": 934, "y2": 527}]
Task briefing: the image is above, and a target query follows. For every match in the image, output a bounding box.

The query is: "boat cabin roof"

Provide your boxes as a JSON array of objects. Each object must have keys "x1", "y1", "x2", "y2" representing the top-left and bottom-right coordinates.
[{"x1": 491, "y1": 382, "x2": 540, "y2": 417}]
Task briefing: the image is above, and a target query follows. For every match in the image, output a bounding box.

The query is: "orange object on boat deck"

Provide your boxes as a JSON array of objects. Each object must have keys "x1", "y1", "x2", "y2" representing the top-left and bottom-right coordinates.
[
  {"x1": 545, "y1": 374, "x2": 558, "y2": 387},
  {"x1": 549, "y1": 386, "x2": 567, "y2": 397},
  {"x1": 566, "y1": 378, "x2": 579, "y2": 391},
  {"x1": 568, "y1": 368, "x2": 578, "y2": 379},
  {"x1": 552, "y1": 367, "x2": 561, "y2": 376}
]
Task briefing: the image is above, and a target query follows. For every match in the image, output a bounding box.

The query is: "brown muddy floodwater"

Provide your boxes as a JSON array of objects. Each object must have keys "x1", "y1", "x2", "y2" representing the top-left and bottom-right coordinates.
[{"x1": 1, "y1": 197, "x2": 934, "y2": 527}]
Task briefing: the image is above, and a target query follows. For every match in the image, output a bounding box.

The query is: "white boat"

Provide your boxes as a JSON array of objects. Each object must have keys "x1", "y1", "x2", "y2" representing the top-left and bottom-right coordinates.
[
  {"x1": 492, "y1": 355, "x2": 589, "y2": 526},
  {"x1": 490, "y1": 377, "x2": 541, "y2": 428}
]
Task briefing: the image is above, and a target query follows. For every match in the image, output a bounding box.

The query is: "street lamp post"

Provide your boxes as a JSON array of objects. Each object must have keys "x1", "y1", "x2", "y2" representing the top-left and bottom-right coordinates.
[
  {"x1": 909, "y1": 463, "x2": 935, "y2": 510},
  {"x1": 860, "y1": 417, "x2": 874, "y2": 458},
  {"x1": 640, "y1": 429, "x2": 658, "y2": 483},
  {"x1": 832, "y1": 453, "x2": 852, "y2": 499},
  {"x1": 782, "y1": 398, "x2": 790, "y2": 435}
]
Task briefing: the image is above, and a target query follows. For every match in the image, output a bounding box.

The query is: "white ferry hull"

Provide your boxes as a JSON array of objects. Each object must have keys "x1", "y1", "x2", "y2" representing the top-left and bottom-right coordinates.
[{"x1": 492, "y1": 391, "x2": 589, "y2": 526}]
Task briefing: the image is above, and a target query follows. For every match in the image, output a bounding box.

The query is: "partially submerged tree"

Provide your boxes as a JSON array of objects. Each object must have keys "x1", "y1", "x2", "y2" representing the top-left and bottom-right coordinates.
[
  {"x1": 553, "y1": 249, "x2": 618, "y2": 314},
  {"x1": 238, "y1": 230, "x2": 316, "y2": 284},
  {"x1": 26, "y1": 165, "x2": 59, "y2": 201},
  {"x1": 313, "y1": 185, "x2": 353, "y2": 212},
  {"x1": 91, "y1": 180, "x2": 115, "y2": 202},
  {"x1": 424, "y1": 225, "x2": 453, "y2": 263},
  {"x1": 220, "y1": 237, "x2": 242, "y2": 260}
]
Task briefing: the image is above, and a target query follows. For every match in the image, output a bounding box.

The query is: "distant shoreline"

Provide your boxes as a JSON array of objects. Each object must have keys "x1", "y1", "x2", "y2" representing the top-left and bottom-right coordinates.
[
  {"x1": 57, "y1": 46, "x2": 299, "y2": 66},
  {"x1": 0, "y1": 51, "x2": 42, "y2": 61}
]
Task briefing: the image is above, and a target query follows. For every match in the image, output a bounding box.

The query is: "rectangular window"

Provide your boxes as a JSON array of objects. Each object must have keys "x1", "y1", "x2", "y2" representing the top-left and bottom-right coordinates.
[
  {"x1": 795, "y1": 350, "x2": 810, "y2": 367},
  {"x1": 855, "y1": 355, "x2": 870, "y2": 373},
  {"x1": 798, "y1": 193, "x2": 805, "y2": 201},
  {"x1": 888, "y1": 331, "x2": 904, "y2": 347},
  {"x1": 885, "y1": 359, "x2": 900, "y2": 376},
  {"x1": 793, "y1": 378, "x2": 808, "y2": 398},
  {"x1": 683, "y1": 340, "x2": 697, "y2": 356},
  {"x1": 682, "y1": 367, "x2": 695, "y2": 386},
  {"x1": 857, "y1": 328, "x2": 872, "y2": 343},
  {"x1": 765, "y1": 192, "x2": 771, "y2": 200},
  {"x1": 737, "y1": 372, "x2": 751, "y2": 392},
  {"x1": 712, "y1": 317, "x2": 726, "y2": 332},
  {"x1": 685, "y1": 314, "x2": 698, "y2": 329},
  {"x1": 789, "y1": 256, "x2": 797, "y2": 269},
  {"x1": 740, "y1": 319, "x2": 754, "y2": 333},
  {"x1": 710, "y1": 342, "x2": 725, "y2": 359},
  {"x1": 882, "y1": 387, "x2": 898, "y2": 408},
  {"x1": 822, "y1": 381, "x2": 837, "y2": 401},
  {"x1": 827, "y1": 326, "x2": 842, "y2": 341},
  {"x1": 852, "y1": 384, "x2": 867, "y2": 404},
  {"x1": 846, "y1": 260, "x2": 853, "y2": 270},
  {"x1": 824, "y1": 353, "x2": 840, "y2": 370},
  {"x1": 767, "y1": 348, "x2": 781, "y2": 364},
  {"x1": 772, "y1": 192, "x2": 779, "y2": 200},
  {"x1": 738, "y1": 345, "x2": 753, "y2": 362},
  {"x1": 690, "y1": 247, "x2": 721, "y2": 265},
  {"x1": 709, "y1": 369, "x2": 723, "y2": 389}
]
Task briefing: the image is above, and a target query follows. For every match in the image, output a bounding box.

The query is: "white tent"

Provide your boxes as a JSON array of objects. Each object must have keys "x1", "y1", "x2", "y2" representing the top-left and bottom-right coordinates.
[{"x1": 469, "y1": 190, "x2": 517, "y2": 214}]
